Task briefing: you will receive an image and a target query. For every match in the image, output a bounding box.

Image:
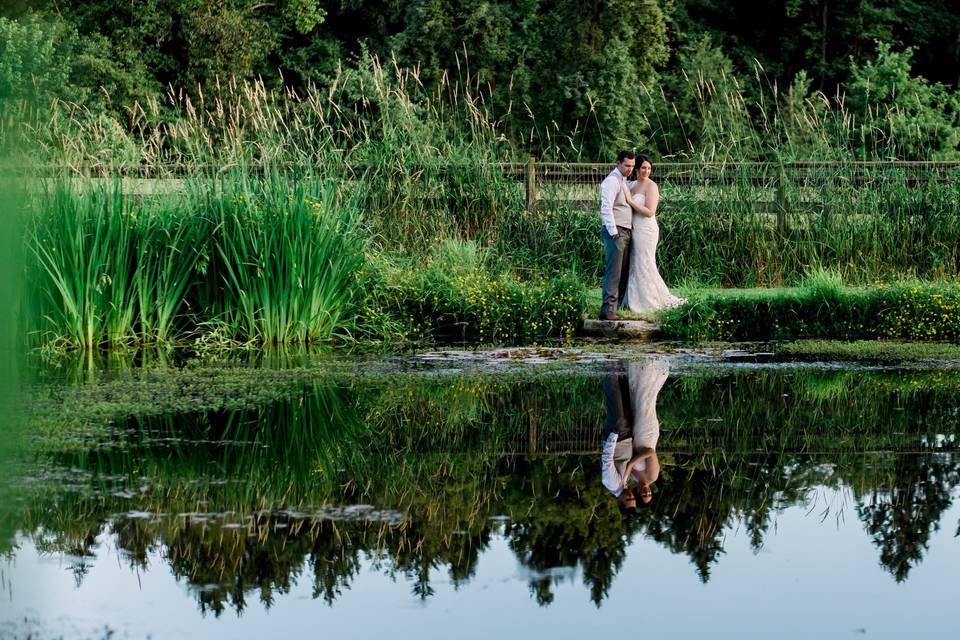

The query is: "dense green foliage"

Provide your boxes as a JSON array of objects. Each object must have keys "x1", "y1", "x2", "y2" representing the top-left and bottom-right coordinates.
[
  {"x1": 362, "y1": 241, "x2": 586, "y2": 343},
  {"x1": 654, "y1": 163, "x2": 960, "y2": 285},
  {"x1": 23, "y1": 175, "x2": 588, "y2": 348},
  {"x1": 2, "y1": 0, "x2": 957, "y2": 159},
  {"x1": 658, "y1": 275, "x2": 960, "y2": 341},
  {"x1": 5, "y1": 2, "x2": 960, "y2": 347}
]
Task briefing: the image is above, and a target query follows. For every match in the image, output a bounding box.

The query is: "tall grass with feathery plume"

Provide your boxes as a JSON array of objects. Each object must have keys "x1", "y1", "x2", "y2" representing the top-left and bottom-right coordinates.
[{"x1": 12, "y1": 52, "x2": 960, "y2": 348}]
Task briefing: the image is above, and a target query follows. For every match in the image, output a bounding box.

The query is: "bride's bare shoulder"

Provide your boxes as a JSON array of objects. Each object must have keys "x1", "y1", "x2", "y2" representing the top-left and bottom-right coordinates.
[{"x1": 638, "y1": 180, "x2": 659, "y2": 197}]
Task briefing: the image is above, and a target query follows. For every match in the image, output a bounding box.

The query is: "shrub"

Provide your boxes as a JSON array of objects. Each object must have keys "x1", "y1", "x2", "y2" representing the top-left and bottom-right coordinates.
[
  {"x1": 361, "y1": 240, "x2": 587, "y2": 345},
  {"x1": 658, "y1": 281, "x2": 960, "y2": 342}
]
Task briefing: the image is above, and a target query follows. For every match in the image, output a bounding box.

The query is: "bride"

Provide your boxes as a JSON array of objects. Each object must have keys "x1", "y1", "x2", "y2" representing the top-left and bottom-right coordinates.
[{"x1": 619, "y1": 155, "x2": 686, "y2": 313}]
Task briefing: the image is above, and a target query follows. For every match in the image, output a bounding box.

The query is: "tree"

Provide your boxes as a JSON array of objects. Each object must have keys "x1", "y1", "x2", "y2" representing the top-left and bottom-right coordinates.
[
  {"x1": 0, "y1": 14, "x2": 75, "y2": 106},
  {"x1": 845, "y1": 42, "x2": 960, "y2": 159},
  {"x1": 382, "y1": 0, "x2": 670, "y2": 157}
]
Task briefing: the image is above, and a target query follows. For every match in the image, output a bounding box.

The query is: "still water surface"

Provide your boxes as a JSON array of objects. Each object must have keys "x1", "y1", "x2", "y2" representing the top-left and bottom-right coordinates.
[{"x1": 3, "y1": 349, "x2": 960, "y2": 639}]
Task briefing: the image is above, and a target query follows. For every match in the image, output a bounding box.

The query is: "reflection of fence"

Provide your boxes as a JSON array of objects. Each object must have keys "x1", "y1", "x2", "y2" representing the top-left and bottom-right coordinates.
[{"x1": 503, "y1": 423, "x2": 960, "y2": 457}]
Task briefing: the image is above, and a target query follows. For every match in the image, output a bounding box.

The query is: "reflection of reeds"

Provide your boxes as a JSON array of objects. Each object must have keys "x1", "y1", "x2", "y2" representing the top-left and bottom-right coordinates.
[
  {"x1": 18, "y1": 363, "x2": 960, "y2": 601},
  {"x1": 21, "y1": 363, "x2": 960, "y2": 572}
]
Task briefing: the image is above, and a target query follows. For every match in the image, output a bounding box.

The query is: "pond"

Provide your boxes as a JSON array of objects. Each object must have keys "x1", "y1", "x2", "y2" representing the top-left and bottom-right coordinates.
[{"x1": 3, "y1": 347, "x2": 960, "y2": 639}]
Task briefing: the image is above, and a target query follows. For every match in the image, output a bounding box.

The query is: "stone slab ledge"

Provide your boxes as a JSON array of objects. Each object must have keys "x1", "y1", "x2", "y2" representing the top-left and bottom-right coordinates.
[{"x1": 581, "y1": 318, "x2": 659, "y2": 339}]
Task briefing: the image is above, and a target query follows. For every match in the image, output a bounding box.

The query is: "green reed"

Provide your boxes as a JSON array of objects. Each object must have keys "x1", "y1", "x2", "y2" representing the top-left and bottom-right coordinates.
[
  {"x1": 197, "y1": 171, "x2": 365, "y2": 344},
  {"x1": 25, "y1": 180, "x2": 207, "y2": 347},
  {"x1": 22, "y1": 169, "x2": 367, "y2": 347},
  {"x1": 28, "y1": 182, "x2": 137, "y2": 346}
]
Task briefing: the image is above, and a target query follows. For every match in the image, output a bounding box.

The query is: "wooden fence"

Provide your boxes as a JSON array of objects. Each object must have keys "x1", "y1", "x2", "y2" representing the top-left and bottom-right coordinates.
[
  {"x1": 12, "y1": 161, "x2": 960, "y2": 228},
  {"x1": 503, "y1": 159, "x2": 960, "y2": 209}
]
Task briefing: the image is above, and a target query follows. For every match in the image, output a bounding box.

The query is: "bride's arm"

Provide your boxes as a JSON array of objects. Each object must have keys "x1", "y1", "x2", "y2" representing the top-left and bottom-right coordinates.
[
  {"x1": 643, "y1": 181, "x2": 660, "y2": 216},
  {"x1": 621, "y1": 180, "x2": 656, "y2": 217}
]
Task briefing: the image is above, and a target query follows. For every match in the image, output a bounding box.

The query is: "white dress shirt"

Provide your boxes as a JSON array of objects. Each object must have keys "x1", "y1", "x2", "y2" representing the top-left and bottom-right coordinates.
[{"x1": 600, "y1": 169, "x2": 636, "y2": 237}]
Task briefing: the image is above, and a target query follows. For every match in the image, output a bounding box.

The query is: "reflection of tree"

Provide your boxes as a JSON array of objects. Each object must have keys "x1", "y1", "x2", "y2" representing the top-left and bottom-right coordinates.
[
  {"x1": 16, "y1": 367, "x2": 960, "y2": 609},
  {"x1": 378, "y1": 517, "x2": 492, "y2": 601},
  {"x1": 854, "y1": 454, "x2": 959, "y2": 582},
  {"x1": 635, "y1": 455, "x2": 820, "y2": 582},
  {"x1": 309, "y1": 525, "x2": 362, "y2": 604},
  {"x1": 112, "y1": 516, "x2": 160, "y2": 570},
  {"x1": 18, "y1": 451, "x2": 960, "y2": 610},
  {"x1": 26, "y1": 490, "x2": 105, "y2": 588},
  {"x1": 503, "y1": 458, "x2": 638, "y2": 606},
  {"x1": 638, "y1": 464, "x2": 728, "y2": 582}
]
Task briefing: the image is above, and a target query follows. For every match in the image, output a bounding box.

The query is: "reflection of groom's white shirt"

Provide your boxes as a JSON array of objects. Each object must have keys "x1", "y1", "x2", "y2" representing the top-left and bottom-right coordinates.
[{"x1": 601, "y1": 359, "x2": 669, "y2": 497}]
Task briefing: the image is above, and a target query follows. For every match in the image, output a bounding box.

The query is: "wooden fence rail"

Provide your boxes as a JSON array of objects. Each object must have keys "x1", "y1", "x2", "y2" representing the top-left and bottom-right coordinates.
[
  {"x1": 503, "y1": 159, "x2": 960, "y2": 210},
  {"x1": 8, "y1": 161, "x2": 959, "y2": 225}
]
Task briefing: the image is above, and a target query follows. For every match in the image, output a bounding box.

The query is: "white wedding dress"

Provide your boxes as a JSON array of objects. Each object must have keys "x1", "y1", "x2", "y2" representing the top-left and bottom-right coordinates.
[{"x1": 622, "y1": 192, "x2": 687, "y2": 313}]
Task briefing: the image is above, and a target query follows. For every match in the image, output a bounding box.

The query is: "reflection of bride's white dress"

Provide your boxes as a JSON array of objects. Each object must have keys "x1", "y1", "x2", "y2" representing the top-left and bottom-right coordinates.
[
  {"x1": 627, "y1": 359, "x2": 668, "y2": 462},
  {"x1": 601, "y1": 358, "x2": 670, "y2": 495},
  {"x1": 622, "y1": 193, "x2": 686, "y2": 313}
]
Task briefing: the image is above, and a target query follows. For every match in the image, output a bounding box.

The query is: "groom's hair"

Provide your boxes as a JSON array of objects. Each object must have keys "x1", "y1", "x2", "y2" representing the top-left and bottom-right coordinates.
[{"x1": 616, "y1": 150, "x2": 636, "y2": 163}]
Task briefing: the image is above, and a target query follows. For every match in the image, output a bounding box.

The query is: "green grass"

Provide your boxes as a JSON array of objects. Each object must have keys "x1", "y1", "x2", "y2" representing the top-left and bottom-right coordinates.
[
  {"x1": 658, "y1": 279, "x2": 960, "y2": 341},
  {"x1": 776, "y1": 340, "x2": 960, "y2": 362}
]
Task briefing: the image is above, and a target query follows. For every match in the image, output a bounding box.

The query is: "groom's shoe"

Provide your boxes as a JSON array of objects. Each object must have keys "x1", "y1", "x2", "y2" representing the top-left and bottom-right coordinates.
[{"x1": 600, "y1": 312, "x2": 621, "y2": 321}]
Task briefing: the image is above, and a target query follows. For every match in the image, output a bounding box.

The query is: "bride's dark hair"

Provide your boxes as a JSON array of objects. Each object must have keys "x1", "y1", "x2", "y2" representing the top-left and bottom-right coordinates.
[{"x1": 629, "y1": 153, "x2": 653, "y2": 180}]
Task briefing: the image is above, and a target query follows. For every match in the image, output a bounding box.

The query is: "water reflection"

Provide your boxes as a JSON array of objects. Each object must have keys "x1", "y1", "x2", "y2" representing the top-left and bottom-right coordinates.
[
  {"x1": 6, "y1": 358, "x2": 960, "y2": 625},
  {"x1": 602, "y1": 359, "x2": 668, "y2": 513}
]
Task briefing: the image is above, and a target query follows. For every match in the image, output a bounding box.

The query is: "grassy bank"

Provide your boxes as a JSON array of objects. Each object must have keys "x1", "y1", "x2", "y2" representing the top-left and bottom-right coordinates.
[
  {"x1": 657, "y1": 275, "x2": 960, "y2": 342},
  {"x1": 24, "y1": 175, "x2": 588, "y2": 349}
]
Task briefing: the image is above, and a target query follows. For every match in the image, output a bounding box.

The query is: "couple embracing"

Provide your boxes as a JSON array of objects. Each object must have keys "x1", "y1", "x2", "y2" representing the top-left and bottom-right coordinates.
[{"x1": 599, "y1": 151, "x2": 686, "y2": 320}]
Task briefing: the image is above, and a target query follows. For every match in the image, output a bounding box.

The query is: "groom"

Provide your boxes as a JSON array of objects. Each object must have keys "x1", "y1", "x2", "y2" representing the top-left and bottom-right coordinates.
[{"x1": 599, "y1": 151, "x2": 636, "y2": 320}]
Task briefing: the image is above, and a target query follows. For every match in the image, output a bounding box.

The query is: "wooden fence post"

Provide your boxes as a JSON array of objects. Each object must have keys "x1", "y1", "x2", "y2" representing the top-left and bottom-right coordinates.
[
  {"x1": 526, "y1": 156, "x2": 537, "y2": 210},
  {"x1": 775, "y1": 170, "x2": 787, "y2": 234}
]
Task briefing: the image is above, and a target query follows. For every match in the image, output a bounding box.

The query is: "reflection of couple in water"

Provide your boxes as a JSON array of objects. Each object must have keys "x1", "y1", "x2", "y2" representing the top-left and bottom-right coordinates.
[{"x1": 602, "y1": 358, "x2": 669, "y2": 514}]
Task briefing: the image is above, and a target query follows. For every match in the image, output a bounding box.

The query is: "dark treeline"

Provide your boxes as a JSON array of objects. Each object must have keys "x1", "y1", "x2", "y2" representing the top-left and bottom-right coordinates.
[{"x1": 2, "y1": 0, "x2": 959, "y2": 158}]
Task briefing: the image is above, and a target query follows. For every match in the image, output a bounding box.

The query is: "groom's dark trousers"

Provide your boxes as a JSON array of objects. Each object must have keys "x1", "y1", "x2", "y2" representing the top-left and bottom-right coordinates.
[
  {"x1": 603, "y1": 373, "x2": 634, "y2": 441},
  {"x1": 601, "y1": 225, "x2": 632, "y2": 316}
]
